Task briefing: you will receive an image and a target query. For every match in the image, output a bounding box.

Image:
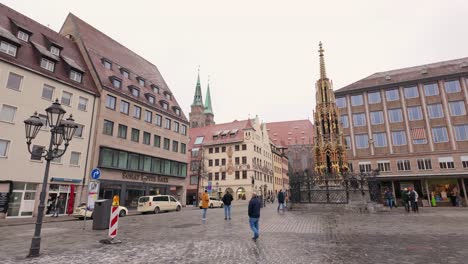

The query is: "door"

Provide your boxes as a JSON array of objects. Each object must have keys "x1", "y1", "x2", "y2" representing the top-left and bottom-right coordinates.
[{"x1": 170, "y1": 196, "x2": 178, "y2": 210}]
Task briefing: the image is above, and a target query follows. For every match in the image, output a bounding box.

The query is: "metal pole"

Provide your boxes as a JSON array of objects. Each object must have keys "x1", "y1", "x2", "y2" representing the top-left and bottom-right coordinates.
[
  {"x1": 461, "y1": 178, "x2": 468, "y2": 207},
  {"x1": 28, "y1": 132, "x2": 54, "y2": 257},
  {"x1": 424, "y1": 179, "x2": 431, "y2": 207}
]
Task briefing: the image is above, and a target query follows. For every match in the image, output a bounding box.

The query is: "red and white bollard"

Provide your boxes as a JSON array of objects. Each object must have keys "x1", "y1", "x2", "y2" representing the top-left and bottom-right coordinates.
[{"x1": 100, "y1": 195, "x2": 121, "y2": 244}]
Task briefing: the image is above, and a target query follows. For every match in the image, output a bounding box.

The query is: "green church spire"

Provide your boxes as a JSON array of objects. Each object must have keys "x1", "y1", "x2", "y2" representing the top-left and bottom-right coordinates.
[
  {"x1": 204, "y1": 78, "x2": 213, "y2": 115},
  {"x1": 192, "y1": 68, "x2": 203, "y2": 106}
]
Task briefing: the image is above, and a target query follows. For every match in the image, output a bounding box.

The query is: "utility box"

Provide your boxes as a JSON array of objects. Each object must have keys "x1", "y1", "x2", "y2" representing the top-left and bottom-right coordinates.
[{"x1": 92, "y1": 199, "x2": 112, "y2": 230}]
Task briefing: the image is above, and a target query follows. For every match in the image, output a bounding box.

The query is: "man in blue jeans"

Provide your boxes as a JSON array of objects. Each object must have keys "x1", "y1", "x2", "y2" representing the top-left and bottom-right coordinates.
[
  {"x1": 248, "y1": 192, "x2": 261, "y2": 241},
  {"x1": 222, "y1": 190, "x2": 233, "y2": 220}
]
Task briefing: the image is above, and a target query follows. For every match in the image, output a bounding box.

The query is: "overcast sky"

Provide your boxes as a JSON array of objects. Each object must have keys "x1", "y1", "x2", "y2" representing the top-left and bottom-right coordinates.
[{"x1": 3, "y1": 0, "x2": 468, "y2": 124}]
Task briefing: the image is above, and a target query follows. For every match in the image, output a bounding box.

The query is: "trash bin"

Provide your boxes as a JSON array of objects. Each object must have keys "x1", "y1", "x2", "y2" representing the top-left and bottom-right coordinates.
[{"x1": 92, "y1": 199, "x2": 112, "y2": 230}]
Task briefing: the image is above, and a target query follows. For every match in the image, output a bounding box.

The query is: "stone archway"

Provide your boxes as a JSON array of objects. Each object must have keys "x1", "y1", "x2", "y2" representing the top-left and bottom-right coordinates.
[
  {"x1": 236, "y1": 187, "x2": 246, "y2": 200},
  {"x1": 225, "y1": 187, "x2": 234, "y2": 195}
]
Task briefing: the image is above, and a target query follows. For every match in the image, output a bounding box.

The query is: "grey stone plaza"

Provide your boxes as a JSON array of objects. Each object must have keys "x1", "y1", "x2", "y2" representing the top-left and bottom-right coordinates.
[{"x1": 1, "y1": 203, "x2": 468, "y2": 264}]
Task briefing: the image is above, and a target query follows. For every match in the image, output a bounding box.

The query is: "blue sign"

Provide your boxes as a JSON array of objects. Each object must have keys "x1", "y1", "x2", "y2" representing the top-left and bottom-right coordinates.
[
  {"x1": 207, "y1": 181, "x2": 212, "y2": 193},
  {"x1": 91, "y1": 168, "x2": 101, "y2": 180}
]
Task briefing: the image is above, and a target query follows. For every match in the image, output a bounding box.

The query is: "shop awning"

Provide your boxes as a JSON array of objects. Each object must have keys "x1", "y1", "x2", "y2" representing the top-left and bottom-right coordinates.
[{"x1": 51, "y1": 177, "x2": 82, "y2": 183}]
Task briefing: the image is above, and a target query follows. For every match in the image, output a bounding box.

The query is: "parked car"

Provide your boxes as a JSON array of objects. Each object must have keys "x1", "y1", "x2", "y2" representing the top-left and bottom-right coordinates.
[
  {"x1": 199, "y1": 197, "x2": 223, "y2": 209},
  {"x1": 137, "y1": 195, "x2": 182, "y2": 214},
  {"x1": 72, "y1": 203, "x2": 128, "y2": 219}
]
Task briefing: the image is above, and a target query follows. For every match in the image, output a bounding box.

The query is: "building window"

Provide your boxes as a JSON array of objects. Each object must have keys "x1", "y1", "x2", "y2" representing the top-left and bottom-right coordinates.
[
  {"x1": 120, "y1": 100, "x2": 130, "y2": 114},
  {"x1": 242, "y1": 144, "x2": 247, "y2": 150},
  {"x1": 148, "y1": 95, "x2": 155, "y2": 104},
  {"x1": 41, "y1": 84, "x2": 54, "y2": 100},
  {"x1": 397, "y1": 160, "x2": 411, "y2": 171},
  {"x1": 392, "y1": 131, "x2": 407, "y2": 146},
  {"x1": 235, "y1": 157, "x2": 240, "y2": 165},
  {"x1": 172, "y1": 141, "x2": 179, "y2": 152},
  {"x1": 388, "y1": 108, "x2": 403, "y2": 123},
  {"x1": 51, "y1": 150, "x2": 64, "y2": 163},
  {"x1": 49, "y1": 45, "x2": 60, "y2": 56},
  {"x1": 74, "y1": 124, "x2": 84, "y2": 137},
  {"x1": 165, "y1": 93, "x2": 172, "y2": 100},
  {"x1": 138, "y1": 78, "x2": 145, "y2": 87},
  {"x1": 439, "y1": 157, "x2": 455, "y2": 169},
  {"x1": 341, "y1": 115, "x2": 349, "y2": 128},
  {"x1": 454, "y1": 125, "x2": 468, "y2": 141},
  {"x1": 367, "y1": 92, "x2": 381, "y2": 104},
  {"x1": 152, "y1": 85, "x2": 160, "y2": 94},
  {"x1": 370, "y1": 111, "x2": 384, "y2": 125},
  {"x1": 432, "y1": 127, "x2": 449, "y2": 143},
  {"x1": 154, "y1": 135, "x2": 161, "y2": 148},
  {"x1": 449, "y1": 101, "x2": 466, "y2": 116},
  {"x1": 359, "y1": 162, "x2": 372, "y2": 172},
  {"x1": 106, "y1": 95, "x2": 116, "y2": 110},
  {"x1": 427, "y1": 104, "x2": 444, "y2": 119},
  {"x1": 122, "y1": 70, "x2": 129, "y2": 79},
  {"x1": 0, "y1": 41, "x2": 17, "y2": 56},
  {"x1": 240, "y1": 170, "x2": 246, "y2": 179},
  {"x1": 209, "y1": 148, "x2": 213, "y2": 154},
  {"x1": 131, "y1": 128, "x2": 140, "y2": 142},
  {"x1": 163, "y1": 138, "x2": 170, "y2": 150},
  {"x1": 0, "y1": 105, "x2": 17, "y2": 123},
  {"x1": 143, "y1": 132, "x2": 151, "y2": 145},
  {"x1": 118, "y1": 124, "x2": 127, "y2": 139},
  {"x1": 175, "y1": 108, "x2": 181, "y2": 116},
  {"x1": 181, "y1": 125, "x2": 187, "y2": 135},
  {"x1": 407, "y1": 106, "x2": 423, "y2": 121},
  {"x1": 386, "y1": 89, "x2": 399, "y2": 101},
  {"x1": 424, "y1": 83, "x2": 439, "y2": 96},
  {"x1": 162, "y1": 102, "x2": 169, "y2": 110},
  {"x1": 103, "y1": 120, "x2": 114, "y2": 135},
  {"x1": 235, "y1": 145, "x2": 240, "y2": 151},
  {"x1": 165, "y1": 118, "x2": 171, "y2": 129},
  {"x1": 445, "y1": 80, "x2": 461, "y2": 93},
  {"x1": 355, "y1": 134, "x2": 369, "y2": 149},
  {"x1": 70, "y1": 70, "x2": 82, "y2": 83},
  {"x1": 103, "y1": 60, "x2": 112, "y2": 69},
  {"x1": 131, "y1": 87, "x2": 139, "y2": 97},
  {"x1": 190, "y1": 176, "x2": 198, "y2": 185},
  {"x1": 40, "y1": 58, "x2": 55, "y2": 72},
  {"x1": 31, "y1": 145, "x2": 45, "y2": 160},
  {"x1": 6, "y1": 72, "x2": 23, "y2": 91},
  {"x1": 377, "y1": 161, "x2": 391, "y2": 172},
  {"x1": 78, "y1": 97, "x2": 88, "y2": 111},
  {"x1": 235, "y1": 171, "x2": 240, "y2": 180},
  {"x1": 336, "y1": 97, "x2": 346, "y2": 108},
  {"x1": 215, "y1": 159, "x2": 220, "y2": 166},
  {"x1": 194, "y1": 136, "x2": 204, "y2": 145},
  {"x1": 181, "y1": 143, "x2": 186, "y2": 154},
  {"x1": 215, "y1": 147, "x2": 219, "y2": 153},
  {"x1": 462, "y1": 157, "x2": 468, "y2": 168},
  {"x1": 144, "y1": 110, "x2": 152, "y2": 123},
  {"x1": 411, "y1": 128, "x2": 427, "y2": 144},
  {"x1": 207, "y1": 173, "x2": 213, "y2": 181},
  {"x1": 174, "y1": 121, "x2": 180, "y2": 133},
  {"x1": 222, "y1": 158, "x2": 226, "y2": 166},
  {"x1": 344, "y1": 136, "x2": 351, "y2": 149},
  {"x1": 214, "y1": 172, "x2": 219, "y2": 181},
  {"x1": 17, "y1": 30, "x2": 29, "y2": 41},
  {"x1": 221, "y1": 172, "x2": 226, "y2": 180},
  {"x1": 404, "y1": 86, "x2": 419, "y2": 99},
  {"x1": 242, "y1": 156, "x2": 247, "y2": 164},
  {"x1": 70, "y1": 152, "x2": 81, "y2": 166},
  {"x1": 0, "y1": 139, "x2": 10, "y2": 157},
  {"x1": 112, "y1": 78, "x2": 121, "y2": 89},
  {"x1": 351, "y1": 95, "x2": 363, "y2": 106},
  {"x1": 134, "y1": 106, "x2": 141, "y2": 119},
  {"x1": 352, "y1": 113, "x2": 366, "y2": 127},
  {"x1": 208, "y1": 160, "x2": 213, "y2": 167},
  {"x1": 155, "y1": 114, "x2": 162, "y2": 126},
  {"x1": 373, "y1": 132, "x2": 387, "y2": 147},
  {"x1": 61, "y1": 91, "x2": 72, "y2": 106},
  {"x1": 417, "y1": 159, "x2": 432, "y2": 170},
  {"x1": 222, "y1": 146, "x2": 226, "y2": 152}
]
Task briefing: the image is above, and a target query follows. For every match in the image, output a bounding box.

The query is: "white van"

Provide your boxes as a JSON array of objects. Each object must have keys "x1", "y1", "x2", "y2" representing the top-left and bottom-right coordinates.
[{"x1": 137, "y1": 195, "x2": 182, "y2": 214}]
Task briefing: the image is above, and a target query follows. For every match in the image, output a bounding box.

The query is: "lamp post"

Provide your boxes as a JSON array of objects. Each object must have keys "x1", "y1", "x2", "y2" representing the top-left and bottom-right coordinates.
[
  {"x1": 24, "y1": 99, "x2": 78, "y2": 257},
  {"x1": 215, "y1": 182, "x2": 219, "y2": 199},
  {"x1": 263, "y1": 184, "x2": 267, "y2": 207}
]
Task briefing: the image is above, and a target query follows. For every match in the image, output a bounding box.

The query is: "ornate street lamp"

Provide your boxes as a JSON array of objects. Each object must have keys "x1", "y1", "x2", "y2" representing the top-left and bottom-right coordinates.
[{"x1": 25, "y1": 100, "x2": 78, "y2": 258}]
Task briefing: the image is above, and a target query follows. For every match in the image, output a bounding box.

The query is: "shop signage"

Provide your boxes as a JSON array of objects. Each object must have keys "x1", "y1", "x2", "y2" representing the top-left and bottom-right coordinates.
[{"x1": 122, "y1": 172, "x2": 169, "y2": 183}]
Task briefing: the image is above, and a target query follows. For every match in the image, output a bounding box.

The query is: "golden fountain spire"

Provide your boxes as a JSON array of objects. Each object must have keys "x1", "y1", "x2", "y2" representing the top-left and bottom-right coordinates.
[{"x1": 319, "y1": 41, "x2": 327, "y2": 79}]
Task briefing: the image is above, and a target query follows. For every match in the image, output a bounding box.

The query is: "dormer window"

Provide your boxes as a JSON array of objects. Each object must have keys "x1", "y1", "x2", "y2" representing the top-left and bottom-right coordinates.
[
  {"x1": 160, "y1": 100, "x2": 169, "y2": 110},
  {"x1": 164, "y1": 91, "x2": 172, "y2": 100},
  {"x1": 137, "y1": 77, "x2": 145, "y2": 87},
  {"x1": 151, "y1": 85, "x2": 160, "y2": 94},
  {"x1": 40, "y1": 58, "x2": 55, "y2": 72},
  {"x1": 0, "y1": 41, "x2": 17, "y2": 57},
  {"x1": 70, "y1": 70, "x2": 82, "y2": 83},
  {"x1": 175, "y1": 108, "x2": 181, "y2": 116},
  {"x1": 17, "y1": 30, "x2": 29, "y2": 42},
  {"x1": 131, "y1": 87, "x2": 139, "y2": 97},
  {"x1": 121, "y1": 69, "x2": 129, "y2": 79},
  {"x1": 148, "y1": 95, "x2": 155, "y2": 104},
  {"x1": 102, "y1": 59, "x2": 112, "y2": 69},
  {"x1": 110, "y1": 77, "x2": 121, "y2": 88},
  {"x1": 50, "y1": 45, "x2": 60, "y2": 56}
]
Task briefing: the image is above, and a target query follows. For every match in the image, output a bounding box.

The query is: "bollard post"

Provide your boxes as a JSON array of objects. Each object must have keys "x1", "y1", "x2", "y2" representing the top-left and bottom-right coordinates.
[{"x1": 99, "y1": 195, "x2": 121, "y2": 244}]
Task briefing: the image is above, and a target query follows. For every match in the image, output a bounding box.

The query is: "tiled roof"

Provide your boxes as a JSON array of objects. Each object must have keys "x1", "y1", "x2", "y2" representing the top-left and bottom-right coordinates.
[
  {"x1": 336, "y1": 57, "x2": 468, "y2": 94},
  {"x1": 0, "y1": 4, "x2": 98, "y2": 95},
  {"x1": 63, "y1": 13, "x2": 187, "y2": 122},
  {"x1": 188, "y1": 120, "x2": 250, "y2": 149},
  {"x1": 266, "y1": 120, "x2": 314, "y2": 147}
]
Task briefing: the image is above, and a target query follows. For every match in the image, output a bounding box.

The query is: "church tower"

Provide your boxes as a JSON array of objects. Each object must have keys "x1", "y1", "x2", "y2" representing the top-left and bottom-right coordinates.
[
  {"x1": 189, "y1": 70, "x2": 206, "y2": 128},
  {"x1": 313, "y1": 42, "x2": 348, "y2": 175},
  {"x1": 204, "y1": 80, "x2": 215, "y2": 126}
]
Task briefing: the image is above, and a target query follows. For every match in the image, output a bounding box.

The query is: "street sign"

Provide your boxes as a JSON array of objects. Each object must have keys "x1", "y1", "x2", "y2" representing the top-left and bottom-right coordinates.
[
  {"x1": 91, "y1": 168, "x2": 101, "y2": 180},
  {"x1": 87, "y1": 180, "x2": 100, "y2": 210}
]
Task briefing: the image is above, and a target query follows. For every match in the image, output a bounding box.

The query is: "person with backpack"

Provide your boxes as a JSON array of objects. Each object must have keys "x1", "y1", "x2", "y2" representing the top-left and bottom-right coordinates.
[
  {"x1": 222, "y1": 190, "x2": 233, "y2": 220},
  {"x1": 277, "y1": 189, "x2": 285, "y2": 212}
]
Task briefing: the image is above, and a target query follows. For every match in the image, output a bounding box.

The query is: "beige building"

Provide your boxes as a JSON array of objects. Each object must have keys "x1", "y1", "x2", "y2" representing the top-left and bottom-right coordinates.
[
  {"x1": 0, "y1": 4, "x2": 98, "y2": 217},
  {"x1": 335, "y1": 57, "x2": 468, "y2": 206},
  {"x1": 60, "y1": 14, "x2": 189, "y2": 207},
  {"x1": 271, "y1": 143, "x2": 288, "y2": 195}
]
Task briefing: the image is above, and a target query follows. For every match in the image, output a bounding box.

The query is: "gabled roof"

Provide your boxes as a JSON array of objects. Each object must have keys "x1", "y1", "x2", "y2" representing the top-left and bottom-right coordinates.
[
  {"x1": 0, "y1": 4, "x2": 98, "y2": 95},
  {"x1": 266, "y1": 119, "x2": 314, "y2": 146},
  {"x1": 61, "y1": 13, "x2": 187, "y2": 121},
  {"x1": 188, "y1": 119, "x2": 249, "y2": 149},
  {"x1": 336, "y1": 57, "x2": 468, "y2": 95}
]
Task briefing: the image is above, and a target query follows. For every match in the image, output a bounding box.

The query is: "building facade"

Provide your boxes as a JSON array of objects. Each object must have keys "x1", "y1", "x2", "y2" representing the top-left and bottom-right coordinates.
[
  {"x1": 0, "y1": 4, "x2": 99, "y2": 217},
  {"x1": 335, "y1": 57, "x2": 468, "y2": 206},
  {"x1": 61, "y1": 14, "x2": 189, "y2": 207},
  {"x1": 271, "y1": 143, "x2": 289, "y2": 195}
]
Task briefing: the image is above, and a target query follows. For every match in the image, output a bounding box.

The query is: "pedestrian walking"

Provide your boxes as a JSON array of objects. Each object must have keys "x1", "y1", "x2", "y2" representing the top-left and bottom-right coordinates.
[
  {"x1": 384, "y1": 188, "x2": 394, "y2": 209},
  {"x1": 52, "y1": 195, "x2": 65, "y2": 217},
  {"x1": 402, "y1": 188, "x2": 410, "y2": 212},
  {"x1": 277, "y1": 189, "x2": 285, "y2": 212},
  {"x1": 201, "y1": 190, "x2": 209, "y2": 221},
  {"x1": 248, "y1": 192, "x2": 261, "y2": 241},
  {"x1": 408, "y1": 187, "x2": 419, "y2": 213},
  {"x1": 222, "y1": 190, "x2": 233, "y2": 220}
]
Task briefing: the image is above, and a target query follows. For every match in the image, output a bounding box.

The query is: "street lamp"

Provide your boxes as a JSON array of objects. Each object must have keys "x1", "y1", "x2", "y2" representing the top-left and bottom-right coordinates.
[
  {"x1": 25, "y1": 99, "x2": 78, "y2": 258},
  {"x1": 263, "y1": 184, "x2": 267, "y2": 207}
]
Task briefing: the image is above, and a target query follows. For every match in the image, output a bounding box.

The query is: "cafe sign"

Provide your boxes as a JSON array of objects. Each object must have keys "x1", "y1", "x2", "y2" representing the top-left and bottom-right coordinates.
[{"x1": 122, "y1": 171, "x2": 169, "y2": 183}]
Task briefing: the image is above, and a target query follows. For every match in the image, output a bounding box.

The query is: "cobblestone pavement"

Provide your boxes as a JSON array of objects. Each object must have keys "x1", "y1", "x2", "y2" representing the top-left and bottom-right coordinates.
[{"x1": 1, "y1": 203, "x2": 468, "y2": 264}]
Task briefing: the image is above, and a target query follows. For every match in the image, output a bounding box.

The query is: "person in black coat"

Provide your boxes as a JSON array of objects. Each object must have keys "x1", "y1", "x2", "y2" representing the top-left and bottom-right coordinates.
[
  {"x1": 222, "y1": 191, "x2": 233, "y2": 220},
  {"x1": 248, "y1": 192, "x2": 261, "y2": 241},
  {"x1": 277, "y1": 189, "x2": 285, "y2": 212}
]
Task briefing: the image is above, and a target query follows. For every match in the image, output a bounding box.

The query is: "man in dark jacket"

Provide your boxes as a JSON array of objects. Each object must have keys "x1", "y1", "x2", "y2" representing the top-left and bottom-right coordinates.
[
  {"x1": 222, "y1": 191, "x2": 234, "y2": 220},
  {"x1": 248, "y1": 192, "x2": 261, "y2": 241},
  {"x1": 277, "y1": 189, "x2": 285, "y2": 212}
]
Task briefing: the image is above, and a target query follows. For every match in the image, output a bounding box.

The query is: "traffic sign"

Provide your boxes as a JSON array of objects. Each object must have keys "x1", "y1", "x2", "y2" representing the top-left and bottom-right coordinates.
[{"x1": 91, "y1": 168, "x2": 101, "y2": 180}]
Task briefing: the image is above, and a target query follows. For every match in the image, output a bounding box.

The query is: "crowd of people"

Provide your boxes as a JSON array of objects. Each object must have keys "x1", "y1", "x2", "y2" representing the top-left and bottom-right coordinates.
[{"x1": 384, "y1": 187, "x2": 419, "y2": 213}]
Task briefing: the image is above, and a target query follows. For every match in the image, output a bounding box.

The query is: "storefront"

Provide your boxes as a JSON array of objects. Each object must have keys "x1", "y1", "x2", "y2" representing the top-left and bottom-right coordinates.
[
  {"x1": 45, "y1": 183, "x2": 77, "y2": 215},
  {"x1": 427, "y1": 178, "x2": 463, "y2": 207},
  {"x1": 7, "y1": 182, "x2": 37, "y2": 217}
]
